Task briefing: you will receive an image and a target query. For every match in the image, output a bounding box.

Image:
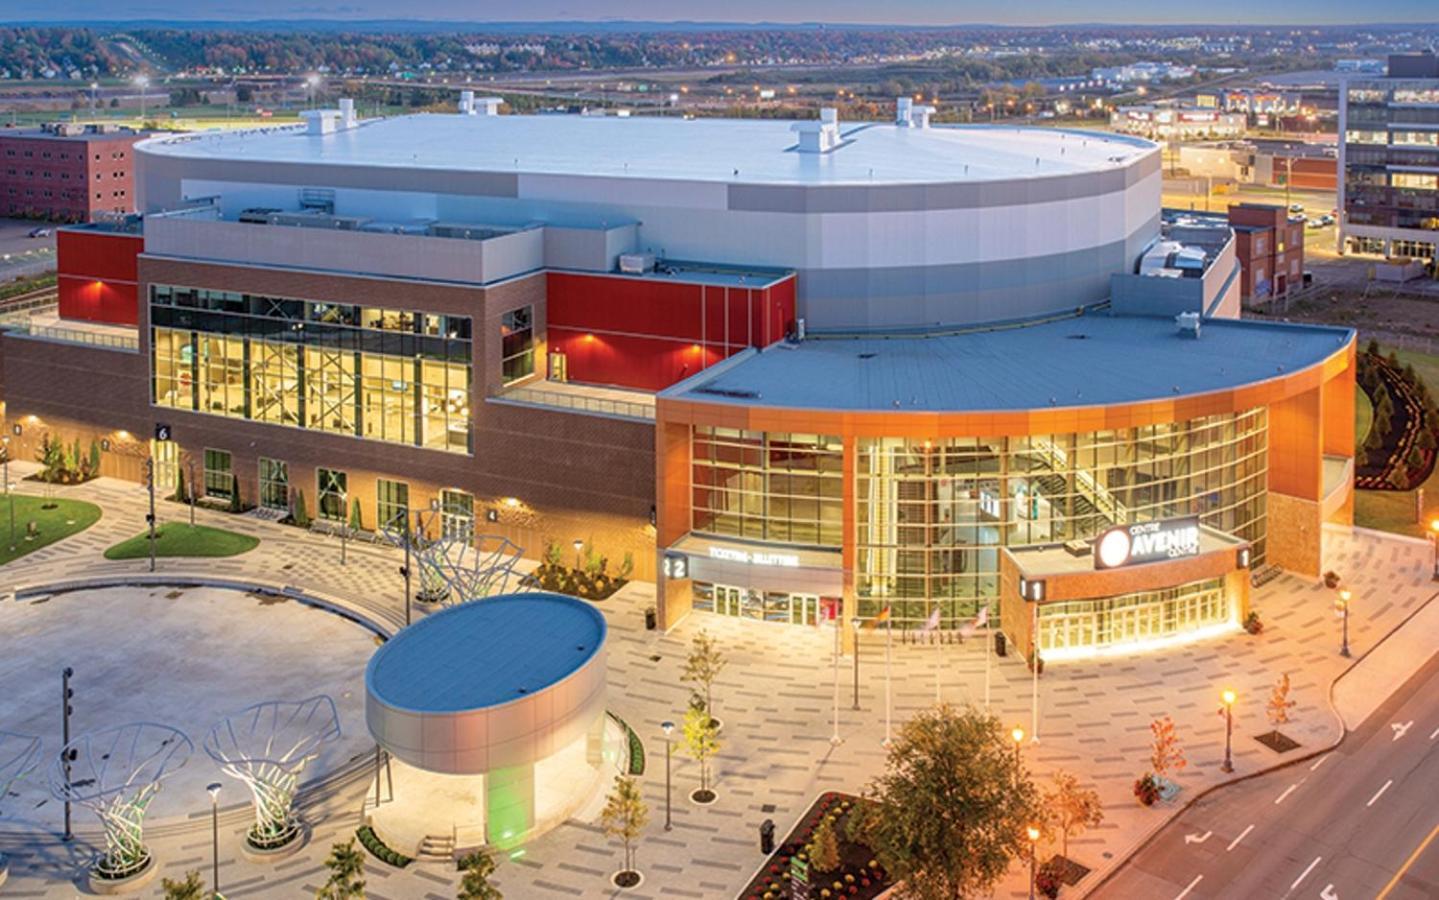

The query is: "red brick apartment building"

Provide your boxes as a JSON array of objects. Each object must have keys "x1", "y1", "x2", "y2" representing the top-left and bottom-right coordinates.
[
  {"x1": 0, "y1": 123, "x2": 144, "y2": 222},
  {"x1": 1228, "y1": 202, "x2": 1306, "y2": 301}
]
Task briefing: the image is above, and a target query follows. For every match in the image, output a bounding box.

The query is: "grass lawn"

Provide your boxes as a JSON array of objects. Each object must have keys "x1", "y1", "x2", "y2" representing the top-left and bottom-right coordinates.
[
  {"x1": 104, "y1": 523, "x2": 259, "y2": 561},
  {"x1": 0, "y1": 495, "x2": 103, "y2": 567},
  {"x1": 1355, "y1": 343, "x2": 1439, "y2": 537}
]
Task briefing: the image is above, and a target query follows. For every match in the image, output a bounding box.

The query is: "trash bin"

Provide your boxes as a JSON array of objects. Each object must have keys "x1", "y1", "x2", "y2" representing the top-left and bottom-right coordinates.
[
  {"x1": 760, "y1": 818, "x2": 775, "y2": 855},
  {"x1": 994, "y1": 630, "x2": 1007, "y2": 657},
  {"x1": 645, "y1": 607, "x2": 657, "y2": 631}
]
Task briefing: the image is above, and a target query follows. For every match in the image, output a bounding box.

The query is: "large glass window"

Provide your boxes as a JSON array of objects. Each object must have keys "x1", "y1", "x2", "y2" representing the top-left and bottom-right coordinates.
[
  {"x1": 501, "y1": 306, "x2": 534, "y2": 385},
  {"x1": 148, "y1": 286, "x2": 471, "y2": 454},
  {"x1": 691, "y1": 428, "x2": 843, "y2": 547},
  {"x1": 1038, "y1": 579, "x2": 1230, "y2": 654},
  {"x1": 377, "y1": 479, "x2": 409, "y2": 532},
  {"x1": 203, "y1": 449, "x2": 233, "y2": 500},
  {"x1": 318, "y1": 468, "x2": 348, "y2": 522},
  {"x1": 259, "y1": 458, "x2": 288, "y2": 511},
  {"x1": 440, "y1": 489, "x2": 474, "y2": 542},
  {"x1": 849, "y1": 408, "x2": 1268, "y2": 629}
]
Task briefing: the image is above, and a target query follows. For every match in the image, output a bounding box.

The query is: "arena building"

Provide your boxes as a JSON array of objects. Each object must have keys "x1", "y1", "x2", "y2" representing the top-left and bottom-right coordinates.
[{"x1": 0, "y1": 98, "x2": 1355, "y2": 661}]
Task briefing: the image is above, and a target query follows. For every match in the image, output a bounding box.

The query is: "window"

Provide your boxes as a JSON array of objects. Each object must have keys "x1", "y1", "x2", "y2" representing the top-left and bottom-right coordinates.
[
  {"x1": 1393, "y1": 173, "x2": 1439, "y2": 190},
  {"x1": 501, "y1": 306, "x2": 534, "y2": 384},
  {"x1": 203, "y1": 449, "x2": 233, "y2": 500},
  {"x1": 440, "y1": 489, "x2": 474, "y2": 542},
  {"x1": 259, "y1": 458, "x2": 288, "y2": 510},
  {"x1": 691, "y1": 429, "x2": 844, "y2": 546},
  {"x1": 377, "y1": 480, "x2": 410, "y2": 532},
  {"x1": 318, "y1": 468, "x2": 348, "y2": 522}
]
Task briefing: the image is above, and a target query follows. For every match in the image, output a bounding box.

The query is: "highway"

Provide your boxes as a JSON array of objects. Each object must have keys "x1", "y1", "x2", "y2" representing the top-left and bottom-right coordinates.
[{"x1": 1090, "y1": 653, "x2": 1439, "y2": 900}]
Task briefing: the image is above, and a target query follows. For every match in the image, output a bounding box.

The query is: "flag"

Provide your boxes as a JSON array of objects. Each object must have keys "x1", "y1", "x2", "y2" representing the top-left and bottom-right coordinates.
[
  {"x1": 864, "y1": 606, "x2": 892, "y2": 631},
  {"x1": 920, "y1": 605, "x2": 942, "y2": 634},
  {"x1": 958, "y1": 605, "x2": 990, "y2": 639}
]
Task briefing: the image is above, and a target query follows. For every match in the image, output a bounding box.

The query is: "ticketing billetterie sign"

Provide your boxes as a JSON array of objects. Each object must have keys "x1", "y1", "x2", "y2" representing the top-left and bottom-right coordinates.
[{"x1": 1093, "y1": 516, "x2": 1201, "y2": 570}]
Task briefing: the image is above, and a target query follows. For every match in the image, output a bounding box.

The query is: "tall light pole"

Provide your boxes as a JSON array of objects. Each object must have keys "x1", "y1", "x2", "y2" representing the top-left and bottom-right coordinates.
[
  {"x1": 1336, "y1": 589, "x2": 1352, "y2": 658},
  {"x1": 830, "y1": 614, "x2": 842, "y2": 745},
  {"x1": 850, "y1": 617, "x2": 861, "y2": 711},
  {"x1": 883, "y1": 610, "x2": 892, "y2": 747},
  {"x1": 3, "y1": 435, "x2": 13, "y2": 553},
  {"x1": 187, "y1": 457, "x2": 196, "y2": 527},
  {"x1": 661, "y1": 721, "x2": 674, "y2": 831},
  {"x1": 1428, "y1": 519, "x2": 1439, "y2": 580},
  {"x1": 206, "y1": 782, "x2": 222, "y2": 898},
  {"x1": 400, "y1": 510, "x2": 414, "y2": 627},
  {"x1": 306, "y1": 74, "x2": 321, "y2": 109},
  {"x1": 136, "y1": 74, "x2": 150, "y2": 123},
  {"x1": 1027, "y1": 825, "x2": 1041, "y2": 900},
  {"x1": 1220, "y1": 688, "x2": 1236, "y2": 773},
  {"x1": 61, "y1": 667, "x2": 74, "y2": 841},
  {"x1": 1011, "y1": 726, "x2": 1026, "y2": 788},
  {"x1": 145, "y1": 456, "x2": 157, "y2": 572}
]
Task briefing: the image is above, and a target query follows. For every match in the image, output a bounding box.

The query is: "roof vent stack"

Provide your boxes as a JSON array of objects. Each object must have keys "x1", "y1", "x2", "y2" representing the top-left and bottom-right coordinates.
[
  {"x1": 1176, "y1": 311, "x2": 1202, "y2": 339},
  {"x1": 475, "y1": 97, "x2": 503, "y2": 116},
  {"x1": 338, "y1": 97, "x2": 356, "y2": 129},
  {"x1": 459, "y1": 90, "x2": 475, "y2": 115},
  {"x1": 792, "y1": 107, "x2": 842, "y2": 153},
  {"x1": 896, "y1": 96, "x2": 935, "y2": 128}
]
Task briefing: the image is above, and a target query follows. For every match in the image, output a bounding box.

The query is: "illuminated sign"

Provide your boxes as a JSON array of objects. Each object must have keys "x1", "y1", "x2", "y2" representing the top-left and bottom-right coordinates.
[
  {"x1": 662, "y1": 552, "x2": 688, "y2": 580},
  {"x1": 1094, "y1": 517, "x2": 1201, "y2": 570},
  {"x1": 708, "y1": 546, "x2": 800, "y2": 568}
]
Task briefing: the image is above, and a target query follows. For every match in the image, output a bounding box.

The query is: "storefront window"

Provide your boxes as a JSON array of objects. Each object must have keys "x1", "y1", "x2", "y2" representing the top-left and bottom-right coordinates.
[
  {"x1": 501, "y1": 306, "x2": 534, "y2": 385},
  {"x1": 691, "y1": 428, "x2": 843, "y2": 547},
  {"x1": 258, "y1": 458, "x2": 288, "y2": 510},
  {"x1": 377, "y1": 479, "x2": 409, "y2": 532},
  {"x1": 440, "y1": 489, "x2": 474, "y2": 543},
  {"x1": 1038, "y1": 579, "x2": 1230, "y2": 655},
  {"x1": 318, "y1": 468, "x2": 348, "y2": 522},
  {"x1": 203, "y1": 448, "x2": 232, "y2": 499}
]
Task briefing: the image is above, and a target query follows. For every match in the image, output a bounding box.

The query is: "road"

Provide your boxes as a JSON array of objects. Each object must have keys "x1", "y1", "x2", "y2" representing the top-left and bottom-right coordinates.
[{"x1": 1090, "y1": 652, "x2": 1439, "y2": 900}]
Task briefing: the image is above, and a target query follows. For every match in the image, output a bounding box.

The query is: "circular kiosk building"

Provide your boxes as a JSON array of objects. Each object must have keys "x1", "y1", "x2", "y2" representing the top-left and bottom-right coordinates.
[{"x1": 365, "y1": 592, "x2": 616, "y2": 853}]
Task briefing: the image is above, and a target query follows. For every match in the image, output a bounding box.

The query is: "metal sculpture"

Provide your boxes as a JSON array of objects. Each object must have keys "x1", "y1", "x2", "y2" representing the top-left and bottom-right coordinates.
[
  {"x1": 202, "y1": 696, "x2": 341, "y2": 850},
  {"x1": 47, "y1": 723, "x2": 192, "y2": 880},
  {"x1": 381, "y1": 513, "x2": 522, "y2": 608}
]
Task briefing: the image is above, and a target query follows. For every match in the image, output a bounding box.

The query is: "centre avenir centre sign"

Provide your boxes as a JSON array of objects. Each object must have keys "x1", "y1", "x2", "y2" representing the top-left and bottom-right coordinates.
[{"x1": 1094, "y1": 516, "x2": 1202, "y2": 570}]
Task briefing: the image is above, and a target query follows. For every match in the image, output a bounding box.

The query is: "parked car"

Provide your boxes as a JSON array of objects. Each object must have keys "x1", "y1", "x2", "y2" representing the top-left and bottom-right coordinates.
[
  {"x1": 1288, "y1": 203, "x2": 1304, "y2": 214},
  {"x1": 26, "y1": 227, "x2": 51, "y2": 238}
]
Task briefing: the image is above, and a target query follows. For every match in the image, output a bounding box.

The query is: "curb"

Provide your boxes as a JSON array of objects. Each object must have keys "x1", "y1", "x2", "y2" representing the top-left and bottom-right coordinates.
[{"x1": 1079, "y1": 585, "x2": 1439, "y2": 897}]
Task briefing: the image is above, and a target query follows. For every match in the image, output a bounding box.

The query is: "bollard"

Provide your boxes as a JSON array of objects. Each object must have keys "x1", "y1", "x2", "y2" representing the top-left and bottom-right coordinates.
[{"x1": 759, "y1": 818, "x2": 775, "y2": 855}]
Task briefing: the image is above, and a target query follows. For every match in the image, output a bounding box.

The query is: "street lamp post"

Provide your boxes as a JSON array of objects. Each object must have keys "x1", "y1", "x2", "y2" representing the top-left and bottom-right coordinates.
[
  {"x1": 61, "y1": 667, "x2": 74, "y2": 841},
  {"x1": 145, "y1": 456, "x2": 157, "y2": 573},
  {"x1": 1011, "y1": 726, "x2": 1025, "y2": 788},
  {"x1": 3, "y1": 435, "x2": 13, "y2": 553},
  {"x1": 1337, "y1": 589, "x2": 1352, "y2": 658},
  {"x1": 207, "y1": 782, "x2": 222, "y2": 898},
  {"x1": 136, "y1": 75, "x2": 149, "y2": 122},
  {"x1": 661, "y1": 721, "x2": 674, "y2": 831},
  {"x1": 187, "y1": 457, "x2": 196, "y2": 527},
  {"x1": 830, "y1": 614, "x2": 842, "y2": 745},
  {"x1": 1428, "y1": 519, "x2": 1439, "y2": 580},
  {"x1": 1027, "y1": 825, "x2": 1041, "y2": 900},
  {"x1": 851, "y1": 618, "x2": 861, "y2": 711},
  {"x1": 1220, "y1": 688, "x2": 1236, "y2": 773}
]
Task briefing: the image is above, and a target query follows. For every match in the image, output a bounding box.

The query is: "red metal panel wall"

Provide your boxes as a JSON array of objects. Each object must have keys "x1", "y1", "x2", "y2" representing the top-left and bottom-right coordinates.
[
  {"x1": 548, "y1": 328, "x2": 725, "y2": 392},
  {"x1": 56, "y1": 229, "x2": 142, "y2": 326}
]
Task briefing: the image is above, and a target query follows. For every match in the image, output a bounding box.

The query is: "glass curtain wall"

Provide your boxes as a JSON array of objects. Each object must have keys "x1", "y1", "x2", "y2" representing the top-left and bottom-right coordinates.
[
  {"x1": 150, "y1": 285, "x2": 472, "y2": 454},
  {"x1": 690, "y1": 427, "x2": 843, "y2": 547},
  {"x1": 1038, "y1": 579, "x2": 1229, "y2": 654},
  {"x1": 854, "y1": 408, "x2": 1267, "y2": 628}
]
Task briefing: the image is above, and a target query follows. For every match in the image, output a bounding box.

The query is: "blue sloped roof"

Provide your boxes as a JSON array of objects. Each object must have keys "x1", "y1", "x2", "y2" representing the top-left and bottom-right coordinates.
[
  {"x1": 366, "y1": 592, "x2": 605, "y2": 713},
  {"x1": 665, "y1": 314, "x2": 1352, "y2": 412}
]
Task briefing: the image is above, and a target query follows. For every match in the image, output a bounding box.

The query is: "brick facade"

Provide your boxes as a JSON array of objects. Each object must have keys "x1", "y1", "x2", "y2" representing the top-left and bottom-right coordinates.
[{"x1": 0, "y1": 127, "x2": 142, "y2": 222}]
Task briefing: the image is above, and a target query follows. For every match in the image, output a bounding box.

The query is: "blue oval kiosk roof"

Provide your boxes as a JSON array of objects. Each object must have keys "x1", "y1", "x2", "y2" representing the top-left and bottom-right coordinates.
[{"x1": 366, "y1": 592, "x2": 606, "y2": 714}]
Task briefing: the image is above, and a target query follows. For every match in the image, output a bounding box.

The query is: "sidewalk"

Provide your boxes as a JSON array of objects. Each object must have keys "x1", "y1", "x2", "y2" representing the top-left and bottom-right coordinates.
[{"x1": 0, "y1": 470, "x2": 1435, "y2": 898}]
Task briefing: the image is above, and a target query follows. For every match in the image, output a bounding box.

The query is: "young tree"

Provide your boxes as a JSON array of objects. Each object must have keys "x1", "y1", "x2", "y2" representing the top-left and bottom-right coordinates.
[
  {"x1": 680, "y1": 630, "x2": 727, "y2": 725},
  {"x1": 682, "y1": 702, "x2": 721, "y2": 802},
  {"x1": 854, "y1": 704, "x2": 1039, "y2": 900},
  {"x1": 349, "y1": 497, "x2": 364, "y2": 532},
  {"x1": 315, "y1": 838, "x2": 366, "y2": 900},
  {"x1": 161, "y1": 870, "x2": 206, "y2": 900},
  {"x1": 1150, "y1": 715, "x2": 1187, "y2": 781},
  {"x1": 172, "y1": 466, "x2": 189, "y2": 504},
  {"x1": 599, "y1": 774, "x2": 649, "y2": 883},
  {"x1": 1043, "y1": 770, "x2": 1104, "y2": 860},
  {"x1": 293, "y1": 489, "x2": 311, "y2": 528},
  {"x1": 807, "y1": 812, "x2": 842, "y2": 873},
  {"x1": 1266, "y1": 673, "x2": 1295, "y2": 732},
  {"x1": 230, "y1": 473, "x2": 243, "y2": 513},
  {"x1": 457, "y1": 849, "x2": 502, "y2": 900}
]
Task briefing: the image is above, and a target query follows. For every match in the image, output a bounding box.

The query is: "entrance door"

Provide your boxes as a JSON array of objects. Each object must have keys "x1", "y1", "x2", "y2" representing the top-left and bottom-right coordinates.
[
  {"x1": 789, "y1": 594, "x2": 820, "y2": 626},
  {"x1": 714, "y1": 585, "x2": 743, "y2": 617},
  {"x1": 548, "y1": 351, "x2": 568, "y2": 383},
  {"x1": 149, "y1": 439, "x2": 178, "y2": 494}
]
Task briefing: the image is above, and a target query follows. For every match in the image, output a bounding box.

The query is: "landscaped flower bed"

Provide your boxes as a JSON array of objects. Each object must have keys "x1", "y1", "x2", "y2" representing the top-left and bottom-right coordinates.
[{"x1": 738, "y1": 792, "x2": 892, "y2": 900}]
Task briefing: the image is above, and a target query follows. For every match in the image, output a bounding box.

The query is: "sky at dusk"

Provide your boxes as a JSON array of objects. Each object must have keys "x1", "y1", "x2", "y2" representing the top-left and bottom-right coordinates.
[{"x1": 4, "y1": 0, "x2": 1437, "y2": 26}]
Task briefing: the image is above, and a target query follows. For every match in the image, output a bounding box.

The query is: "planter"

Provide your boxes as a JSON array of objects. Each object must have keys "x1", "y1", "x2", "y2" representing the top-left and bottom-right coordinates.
[
  {"x1": 690, "y1": 788, "x2": 718, "y2": 805},
  {"x1": 611, "y1": 869, "x2": 644, "y2": 889},
  {"x1": 241, "y1": 823, "x2": 309, "y2": 863},
  {"x1": 87, "y1": 855, "x2": 158, "y2": 896}
]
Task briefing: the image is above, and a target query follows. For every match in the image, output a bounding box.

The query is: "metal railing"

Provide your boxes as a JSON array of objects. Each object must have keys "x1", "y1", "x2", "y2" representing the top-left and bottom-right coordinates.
[
  {"x1": 0, "y1": 315, "x2": 140, "y2": 352},
  {"x1": 493, "y1": 385, "x2": 655, "y2": 421}
]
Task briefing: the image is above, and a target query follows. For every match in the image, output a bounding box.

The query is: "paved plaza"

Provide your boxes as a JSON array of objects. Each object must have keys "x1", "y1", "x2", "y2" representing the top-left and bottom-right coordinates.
[{"x1": 1, "y1": 466, "x2": 1436, "y2": 898}]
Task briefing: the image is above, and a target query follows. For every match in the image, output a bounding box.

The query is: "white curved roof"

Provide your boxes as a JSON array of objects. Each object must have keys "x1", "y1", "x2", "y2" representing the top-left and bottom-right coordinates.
[{"x1": 139, "y1": 112, "x2": 1155, "y2": 186}]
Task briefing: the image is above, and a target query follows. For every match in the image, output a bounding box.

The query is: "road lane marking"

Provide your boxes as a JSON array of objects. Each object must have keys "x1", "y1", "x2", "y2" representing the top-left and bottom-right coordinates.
[
  {"x1": 1430, "y1": 725, "x2": 1438, "y2": 740},
  {"x1": 1275, "y1": 781, "x2": 1303, "y2": 804},
  {"x1": 1174, "y1": 874, "x2": 1203, "y2": 900},
  {"x1": 1321, "y1": 884, "x2": 1338, "y2": 900},
  {"x1": 1227, "y1": 824, "x2": 1255, "y2": 851},
  {"x1": 1392, "y1": 721, "x2": 1412, "y2": 741},
  {"x1": 1185, "y1": 830, "x2": 1212, "y2": 845},
  {"x1": 1291, "y1": 856, "x2": 1322, "y2": 890},
  {"x1": 1310, "y1": 755, "x2": 1330, "y2": 771},
  {"x1": 1377, "y1": 821, "x2": 1439, "y2": 899},
  {"x1": 1367, "y1": 779, "x2": 1393, "y2": 807}
]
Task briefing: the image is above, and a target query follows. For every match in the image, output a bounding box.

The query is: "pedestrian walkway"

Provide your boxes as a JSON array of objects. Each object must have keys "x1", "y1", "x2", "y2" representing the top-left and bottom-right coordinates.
[{"x1": 0, "y1": 468, "x2": 1434, "y2": 898}]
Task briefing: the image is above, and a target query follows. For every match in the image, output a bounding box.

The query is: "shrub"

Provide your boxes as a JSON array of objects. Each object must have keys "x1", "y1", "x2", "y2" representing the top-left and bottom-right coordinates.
[
  {"x1": 229, "y1": 474, "x2": 242, "y2": 513},
  {"x1": 1133, "y1": 774, "x2": 1161, "y2": 806},
  {"x1": 355, "y1": 825, "x2": 411, "y2": 869},
  {"x1": 1243, "y1": 610, "x2": 1263, "y2": 635}
]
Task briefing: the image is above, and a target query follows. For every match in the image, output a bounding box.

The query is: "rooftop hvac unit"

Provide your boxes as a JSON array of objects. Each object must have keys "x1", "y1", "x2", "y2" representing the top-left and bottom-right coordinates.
[
  {"x1": 619, "y1": 253, "x2": 656, "y2": 274},
  {"x1": 1176, "y1": 311, "x2": 1202, "y2": 339}
]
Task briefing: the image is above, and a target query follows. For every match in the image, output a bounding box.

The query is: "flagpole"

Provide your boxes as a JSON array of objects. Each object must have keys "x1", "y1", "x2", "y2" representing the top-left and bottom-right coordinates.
[
  {"x1": 934, "y1": 602, "x2": 941, "y2": 705},
  {"x1": 984, "y1": 601, "x2": 992, "y2": 711},
  {"x1": 1030, "y1": 600, "x2": 1040, "y2": 744},
  {"x1": 883, "y1": 612, "x2": 892, "y2": 747},
  {"x1": 830, "y1": 615, "x2": 843, "y2": 745}
]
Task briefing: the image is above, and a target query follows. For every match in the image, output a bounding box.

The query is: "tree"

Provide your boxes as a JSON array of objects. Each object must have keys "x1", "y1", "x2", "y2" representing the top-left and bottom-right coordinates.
[
  {"x1": 853, "y1": 704, "x2": 1039, "y2": 900},
  {"x1": 1266, "y1": 673, "x2": 1295, "y2": 731},
  {"x1": 807, "y1": 812, "x2": 841, "y2": 873},
  {"x1": 161, "y1": 870, "x2": 206, "y2": 900},
  {"x1": 1150, "y1": 715, "x2": 1187, "y2": 781},
  {"x1": 599, "y1": 775, "x2": 649, "y2": 882},
  {"x1": 349, "y1": 497, "x2": 364, "y2": 532},
  {"x1": 293, "y1": 489, "x2": 311, "y2": 528},
  {"x1": 1043, "y1": 770, "x2": 1103, "y2": 860},
  {"x1": 87, "y1": 439, "x2": 101, "y2": 477},
  {"x1": 457, "y1": 849, "x2": 502, "y2": 900},
  {"x1": 315, "y1": 838, "x2": 365, "y2": 900},
  {"x1": 172, "y1": 466, "x2": 189, "y2": 503},
  {"x1": 229, "y1": 473, "x2": 242, "y2": 513},
  {"x1": 680, "y1": 630, "x2": 727, "y2": 725},
  {"x1": 682, "y1": 702, "x2": 721, "y2": 802}
]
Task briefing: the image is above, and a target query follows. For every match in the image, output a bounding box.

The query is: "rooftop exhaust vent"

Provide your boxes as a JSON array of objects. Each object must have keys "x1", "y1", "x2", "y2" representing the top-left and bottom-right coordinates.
[
  {"x1": 895, "y1": 97, "x2": 935, "y2": 129},
  {"x1": 792, "y1": 107, "x2": 843, "y2": 153},
  {"x1": 1176, "y1": 311, "x2": 1202, "y2": 339}
]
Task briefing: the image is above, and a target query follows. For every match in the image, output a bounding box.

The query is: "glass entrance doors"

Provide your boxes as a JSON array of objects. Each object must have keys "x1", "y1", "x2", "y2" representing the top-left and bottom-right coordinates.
[{"x1": 694, "y1": 583, "x2": 825, "y2": 626}]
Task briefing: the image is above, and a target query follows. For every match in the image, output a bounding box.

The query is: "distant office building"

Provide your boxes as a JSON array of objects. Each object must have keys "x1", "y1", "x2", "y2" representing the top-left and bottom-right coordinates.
[
  {"x1": 1092, "y1": 62, "x2": 1197, "y2": 85},
  {"x1": 1338, "y1": 52, "x2": 1439, "y2": 261},
  {"x1": 0, "y1": 122, "x2": 144, "y2": 222},
  {"x1": 1112, "y1": 105, "x2": 1247, "y2": 141},
  {"x1": 1335, "y1": 59, "x2": 1387, "y2": 75},
  {"x1": 1176, "y1": 140, "x2": 1337, "y2": 191}
]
